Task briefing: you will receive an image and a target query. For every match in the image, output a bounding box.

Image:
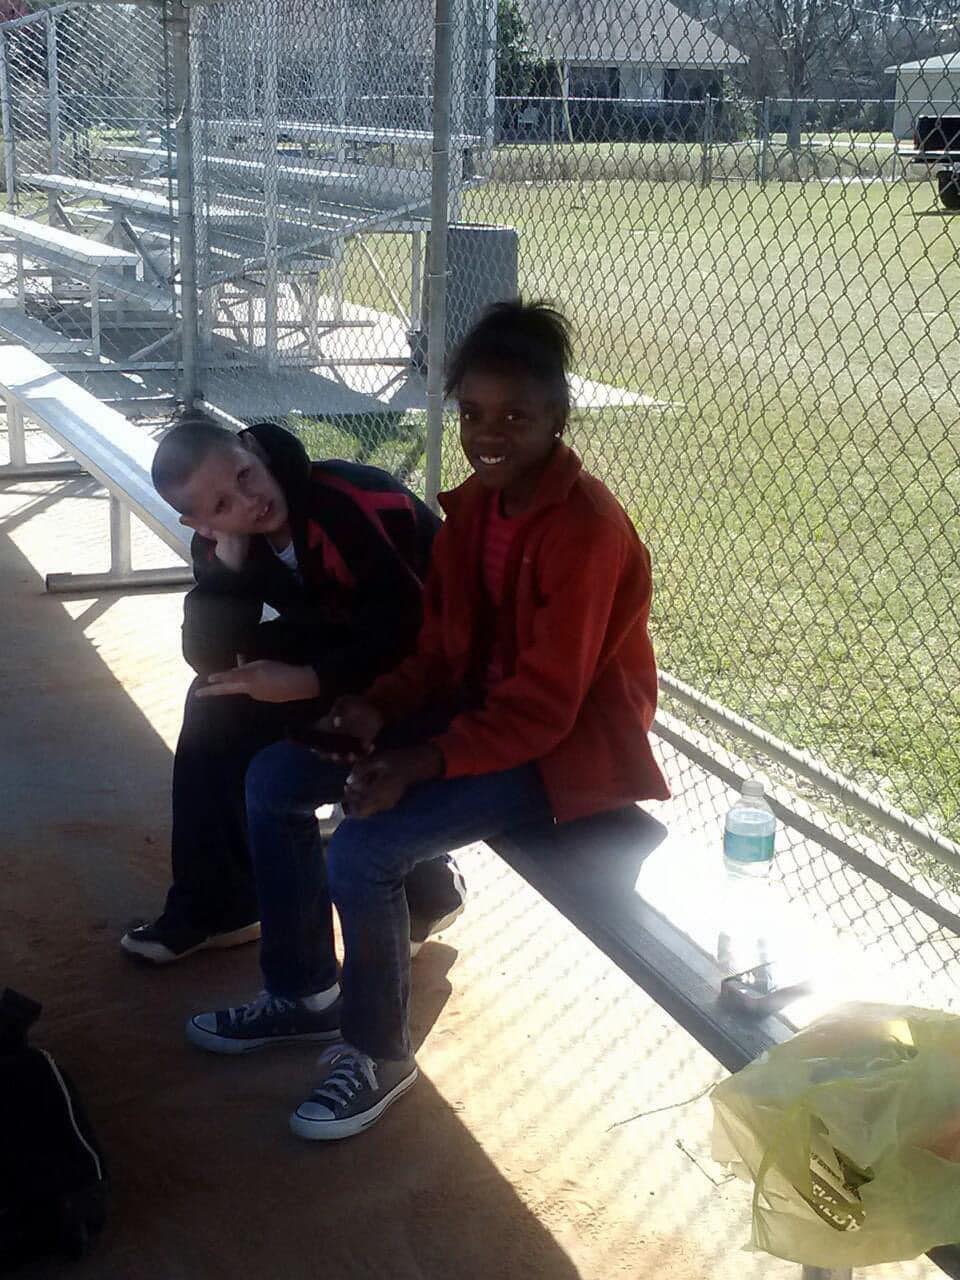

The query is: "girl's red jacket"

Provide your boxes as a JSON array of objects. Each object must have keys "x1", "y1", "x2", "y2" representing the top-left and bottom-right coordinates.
[{"x1": 367, "y1": 445, "x2": 670, "y2": 822}]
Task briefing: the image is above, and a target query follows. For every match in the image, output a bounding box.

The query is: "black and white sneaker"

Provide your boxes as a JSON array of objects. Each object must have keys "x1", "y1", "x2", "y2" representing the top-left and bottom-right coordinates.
[
  {"x1": 409, "y1": 859, "x2": 467, "y2": 958},
  {"x1": 186, "y1": 988, "x2": 342, "y2": 1054},
  {"x1": 120, "y1": 917, "x2": 261, "y2": 966},
  {"x1": 290, "y1": 1044, "x2": 419, "y2": 1141}
]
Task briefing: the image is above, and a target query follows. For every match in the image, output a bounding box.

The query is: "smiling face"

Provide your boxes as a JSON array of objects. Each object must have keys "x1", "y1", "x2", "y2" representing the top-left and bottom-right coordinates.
[
  {"x1": 172, "y1": 442, "x2": 289, "y2": 539},
  {"x1": 457, "y1": 367, "x2": 564, "y2": 515}
]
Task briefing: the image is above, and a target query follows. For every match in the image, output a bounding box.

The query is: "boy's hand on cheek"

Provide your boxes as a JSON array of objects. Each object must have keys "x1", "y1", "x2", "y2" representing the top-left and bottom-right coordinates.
[
  {"x1": 343, "y1": 746, "x2": 444, "y2": 818},
  {"x1": 211, "y1": 532, "x2": 250, "y2": 572},
  {"x1": 197, "y1": 660, "x2": 321, "y2": 703}
]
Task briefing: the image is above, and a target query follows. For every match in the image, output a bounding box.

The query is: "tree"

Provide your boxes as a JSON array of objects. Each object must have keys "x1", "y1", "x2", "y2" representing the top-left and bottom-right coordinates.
[
  {"x1": 732, "y1": 0, "x2": 858, "y2": 145},
  {"x1": 495, "y1": 0, "x2": 544, "y2": 97}
]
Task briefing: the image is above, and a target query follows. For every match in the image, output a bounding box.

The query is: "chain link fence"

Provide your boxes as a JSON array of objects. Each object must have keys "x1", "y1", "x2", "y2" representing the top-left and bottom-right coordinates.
[
  {"x1": 0, "y1": 0, "x2": 959, "y2": 985},
  {"x1": 185, "y1": 0, "x2": 490, "y2": 479},
  {"x1": 430, "y1": 0, "x2": 960, "y2": 870},
  {"x1": 0, "y1": 1, "x2": 174, "y2": 385}
]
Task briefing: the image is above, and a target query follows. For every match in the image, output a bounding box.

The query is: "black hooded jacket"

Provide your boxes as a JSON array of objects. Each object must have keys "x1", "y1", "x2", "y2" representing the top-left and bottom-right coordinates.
[{"x1": 182, "y1": 423, "x2": 439, "y2": 697}]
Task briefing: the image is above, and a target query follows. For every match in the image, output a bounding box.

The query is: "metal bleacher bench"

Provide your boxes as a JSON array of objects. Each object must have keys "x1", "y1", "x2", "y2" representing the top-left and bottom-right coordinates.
[
  {"x1": 0, "y1": 287, "x2": 87, "y2": 355},
  {"x1": 0, "y1": 210, "x2": 139, "y2": 274},
  {"x1": 0, "y1": 345, "x2": 191, "y2": 592},
  {"x1": 0, "y1": 211, "x2": 173, "y2": 362},
  {"x1": 491, "y1": 797, "x2": 960, "y2": 1280}
]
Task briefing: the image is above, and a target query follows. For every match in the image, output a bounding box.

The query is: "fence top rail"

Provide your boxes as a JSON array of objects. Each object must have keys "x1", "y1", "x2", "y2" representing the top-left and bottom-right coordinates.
[{"x1": 207, "y1": 118, "x2": 481, "y2": 147}]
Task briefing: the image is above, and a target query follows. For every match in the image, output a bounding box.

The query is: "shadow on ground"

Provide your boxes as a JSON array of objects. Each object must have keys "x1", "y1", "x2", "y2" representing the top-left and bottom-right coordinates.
[{"x1": 0, "y1": 497, "x2": 582, "y2": 1280}]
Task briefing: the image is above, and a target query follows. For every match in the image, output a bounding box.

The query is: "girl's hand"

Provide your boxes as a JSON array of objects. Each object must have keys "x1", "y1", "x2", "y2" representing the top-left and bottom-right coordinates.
[
  {"x1": 343, "y1": 746, "x2": 443, "y2": 818},
  {"x1": 197, "y1": 660, "x2": 321, "y2": 703},
  {"x1": 325, "y1": 696, "x2": 385, "y2": 753}
]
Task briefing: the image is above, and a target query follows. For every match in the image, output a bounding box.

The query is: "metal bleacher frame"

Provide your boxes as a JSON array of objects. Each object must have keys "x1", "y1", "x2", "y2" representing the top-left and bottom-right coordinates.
[{"x1": 0, "y1": 0, "x2": 483, "y2": 441}]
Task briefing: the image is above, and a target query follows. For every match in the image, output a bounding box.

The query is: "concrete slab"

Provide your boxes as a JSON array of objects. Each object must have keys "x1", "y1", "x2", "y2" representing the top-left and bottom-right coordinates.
[
  {"x1": 204, "y1": 294, "x2": 672, "y2": 418},
  {"x1": 0, "y1": 458, "x2": 941, "y2": 1280}
]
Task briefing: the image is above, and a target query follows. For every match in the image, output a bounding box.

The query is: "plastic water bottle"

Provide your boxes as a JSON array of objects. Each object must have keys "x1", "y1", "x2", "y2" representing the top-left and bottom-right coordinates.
[
  {"x1": 723, "y1": 779, "x2": 776, "y2": 878},
  {"x1": 717, "y1": 780, "x2": 776, "y2": 975}
]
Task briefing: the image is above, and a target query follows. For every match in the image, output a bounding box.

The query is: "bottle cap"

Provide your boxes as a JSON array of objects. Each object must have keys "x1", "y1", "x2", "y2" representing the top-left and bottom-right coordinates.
[{"x1": 741, "y1": 779, "x2": 765, "y2": 798}]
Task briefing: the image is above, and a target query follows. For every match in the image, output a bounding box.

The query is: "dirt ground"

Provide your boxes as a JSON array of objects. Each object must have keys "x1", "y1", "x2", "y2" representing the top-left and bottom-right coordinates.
[{"x1": 0, "y1": 467, "x2": 941, "y2": 1280}]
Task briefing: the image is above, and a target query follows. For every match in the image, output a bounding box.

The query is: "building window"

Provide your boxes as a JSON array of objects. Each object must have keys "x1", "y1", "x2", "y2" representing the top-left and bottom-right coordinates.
[{"x1": 568, "y1": 66, "x2": 620, "y2": 99}]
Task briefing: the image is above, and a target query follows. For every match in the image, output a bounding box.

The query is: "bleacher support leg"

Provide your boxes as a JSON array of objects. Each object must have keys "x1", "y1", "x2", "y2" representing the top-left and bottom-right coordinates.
[
  {"x1": 0, "y1": 403, "x2": 82, "y2": 479},
  {"x1": 8, "y1": 400, "x2": 24, "y2": 467},
  {"x1": 90, "y1": 273, "x2": 101, "y2": 356},
  {"x1": 110, "y1": 494, "x2": 132, "y2": 577},
  {"x1": 46, "y1": 493, "x2": 192, "y2": 592},
  {"x1": 410, "y1": 232, "x2": 423, "y2": 333}
]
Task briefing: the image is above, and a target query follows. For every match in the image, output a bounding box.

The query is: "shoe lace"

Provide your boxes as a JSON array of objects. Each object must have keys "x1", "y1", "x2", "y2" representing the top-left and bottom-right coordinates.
[
  {"x1": 311, "y1": 1045, "x2": 378, "y2": 1110},
  {"x1": 226, "y1": 990, "x2": 297, "y2": 1030}
]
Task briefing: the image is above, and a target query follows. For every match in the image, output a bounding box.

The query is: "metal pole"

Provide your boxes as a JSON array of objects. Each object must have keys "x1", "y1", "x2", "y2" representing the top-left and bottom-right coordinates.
[
  {"x1": 449, "y1": 0, "x2": 467, "y2": 196},
  {"x1": 109, "y1": 496, "x2": 132, "y2": 577},
  {"x1": 47, "y1": 565, "x2": 194, "y2": 594},
  {"x1": 559, "y1": 63, "x2": 574, "y2": 144},
  {"x1": 332, "y1": 0, "x2": 347, "y2": 162},
  {"x1": 170, "y1": 0, "x2": 201, "y2": 407},
  {"x1": 801, "y1": 1269, "x2": 852, "y2": 1280},
  {"x1": 700, "y1": 95, "x2": 714, "y2": 188},
  {"x1": 425, "y1": 0, "x2": 453, "y2": 509},
  {"x1": 188, "y1": 4, "x2": 210, "y2": 349},
  {"x1": 90, "y1": 272, "x2": 101, "y2": 356},
  {"x1": 245, "y1": 32, "x2": 256, "y2": 121},
  {"x1": 410, "y1": 230, "x2": 423, "y2": 332},
  {"x1": 7, "y1": 402, "x2": 25, "y2": 469},
  {"x1": 0, "y1": 37, "x2": 15, "y2": 213},
  {"x1": 758, "y1": 95, "x2": 770, "y2": 185},
  {"x1": 481, "y1": 0, "x2": 497, "y2": 157},
  {"x1": 262, "y1": 0, "x2": 279, "y2": 374},
  {"x1": 47, "y1": 12, "x2": 61, "y2": 173},
  {"x1": 217, "y1": 25, "x2": 226, "y2": 120}
]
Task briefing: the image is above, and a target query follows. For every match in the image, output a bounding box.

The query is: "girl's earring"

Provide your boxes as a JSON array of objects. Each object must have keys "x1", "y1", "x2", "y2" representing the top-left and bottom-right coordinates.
[{"x1": 554, "y1": 430, "x2": 562, "y2": 439}]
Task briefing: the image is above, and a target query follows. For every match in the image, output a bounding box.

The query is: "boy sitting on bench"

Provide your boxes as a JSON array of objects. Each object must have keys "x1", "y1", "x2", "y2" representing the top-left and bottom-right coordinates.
[{"x1": 121, "y1": 413, "x2": 465, "y2": 966}]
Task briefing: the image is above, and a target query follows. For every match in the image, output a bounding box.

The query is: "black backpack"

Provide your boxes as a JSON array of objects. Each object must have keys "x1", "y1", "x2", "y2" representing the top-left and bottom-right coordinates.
[{"x1": 0, "y1": 989, "x2": 108, "y2": 1268}]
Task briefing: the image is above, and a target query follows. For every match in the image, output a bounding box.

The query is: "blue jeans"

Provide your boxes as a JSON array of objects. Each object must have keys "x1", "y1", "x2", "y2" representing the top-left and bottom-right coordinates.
[{"x1": 245, "y1": 740, "x2": 550, "y2": 1060}]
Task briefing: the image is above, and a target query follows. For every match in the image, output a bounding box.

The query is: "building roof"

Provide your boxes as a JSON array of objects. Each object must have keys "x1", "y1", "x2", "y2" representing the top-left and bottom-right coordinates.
[
  {"x1": 886, "y1": 50, "x2": 960, "y2": 74},
  {"x1": 521, "y1": 0, "x2": 747, "y2": 69}
]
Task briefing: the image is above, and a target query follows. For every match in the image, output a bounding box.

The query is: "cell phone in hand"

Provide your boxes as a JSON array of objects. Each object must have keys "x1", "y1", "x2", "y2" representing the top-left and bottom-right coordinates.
[
  {"x1": 292, "y1": 726, "x2": 367, "y2": 758},
  {"x1": 719, "y1": 960, "x2": 812, "y2": 1016}
]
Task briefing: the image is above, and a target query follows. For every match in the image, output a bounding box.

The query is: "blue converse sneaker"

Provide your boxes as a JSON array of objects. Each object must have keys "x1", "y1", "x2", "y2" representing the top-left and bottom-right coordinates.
[
  {"x1": 289, "y1": 1044, "x2": 419, "y2": 1140},
  {"x1": 186, "y1": 988, "x2": 341, "y2": 1055}
]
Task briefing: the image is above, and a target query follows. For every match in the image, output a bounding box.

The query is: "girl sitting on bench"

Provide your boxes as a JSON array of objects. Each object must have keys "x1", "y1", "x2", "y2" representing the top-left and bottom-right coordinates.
[{"x1": 186, "y1": 299, "x2": 669, "y2": 1140}]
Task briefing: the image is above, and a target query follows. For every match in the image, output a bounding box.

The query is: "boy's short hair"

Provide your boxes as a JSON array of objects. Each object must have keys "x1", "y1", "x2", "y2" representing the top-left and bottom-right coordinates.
[{"x1": 151, "y1": 411, "x2": 242, "y2": 508}]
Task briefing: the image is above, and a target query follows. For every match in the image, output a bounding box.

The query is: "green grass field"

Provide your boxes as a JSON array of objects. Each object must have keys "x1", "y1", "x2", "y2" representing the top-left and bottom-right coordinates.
[{"x1": 339, "y1": 169, "x2": 960, "y2": 840}]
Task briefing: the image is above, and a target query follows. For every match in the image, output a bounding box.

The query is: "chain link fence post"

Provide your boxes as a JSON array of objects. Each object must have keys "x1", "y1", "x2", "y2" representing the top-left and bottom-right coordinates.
[
  {"x1": 0, "y1": 34, "x2": 15, "y2": 212},
  {"x1": 170, "y1": 0, "x2": 200, "y2": 407},
  {"x1": 425, "y1": 0, "x2": 453, "y2": 509}
]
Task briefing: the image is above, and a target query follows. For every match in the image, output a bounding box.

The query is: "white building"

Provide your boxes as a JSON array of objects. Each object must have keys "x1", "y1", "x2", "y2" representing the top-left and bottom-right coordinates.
[
  {"x1": 887, "y1": 51, "x2": 960, "y2": 140},
  {"x1": 521, "y1": 0, "x2": 746, "y2": 101}
]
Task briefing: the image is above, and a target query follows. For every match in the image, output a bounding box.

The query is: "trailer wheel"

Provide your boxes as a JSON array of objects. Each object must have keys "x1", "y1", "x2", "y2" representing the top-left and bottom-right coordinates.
[{"x1": 938, "y1": 170, "x2": 960, "y2": 210}]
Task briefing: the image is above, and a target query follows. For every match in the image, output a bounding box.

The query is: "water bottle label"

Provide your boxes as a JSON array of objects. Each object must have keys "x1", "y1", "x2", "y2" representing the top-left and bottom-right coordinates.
[{"x1": 724, "y1": 830, "x2": 775, "y2": 864}]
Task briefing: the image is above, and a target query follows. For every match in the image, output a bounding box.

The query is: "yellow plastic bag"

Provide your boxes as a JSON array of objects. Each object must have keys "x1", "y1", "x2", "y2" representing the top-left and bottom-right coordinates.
[{"x1": 711, "y1": 1003, "x2": 960, "y2": 1267}]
